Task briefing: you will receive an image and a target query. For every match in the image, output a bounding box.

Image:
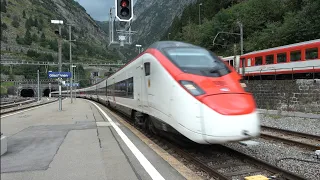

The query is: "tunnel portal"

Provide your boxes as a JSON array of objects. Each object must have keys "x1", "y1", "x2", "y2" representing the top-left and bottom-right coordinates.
[
  {"x1": 43, "y1": 89, "x2": 50, "y2": 97},
  {"x1": 21, "y1": 89, "x2": 35, "y2": 97}
]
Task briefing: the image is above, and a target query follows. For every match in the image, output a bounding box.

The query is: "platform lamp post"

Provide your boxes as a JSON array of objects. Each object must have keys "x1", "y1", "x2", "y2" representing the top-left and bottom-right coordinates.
[
  {"x1": 49, "y1": 83, "x2": 51, "y2": 98},
  {"x1": 136, "y1": 44, "x2": 142, "y2": 54},
  {"x1": 37, "y1": 69, "x2": 40, "y2": 102},
  {"x1": 199, "y1": 3, "x2": 202, "y2": 25},
  {"x1": 72, "y1": 65, "x2": 76, "y2": 100},
  {"x1": 51, "y1": 19, "x2": 63, "y2": 111},
  {"x1": 67, "y1": 23, "x2": 76, "y2": 103}
]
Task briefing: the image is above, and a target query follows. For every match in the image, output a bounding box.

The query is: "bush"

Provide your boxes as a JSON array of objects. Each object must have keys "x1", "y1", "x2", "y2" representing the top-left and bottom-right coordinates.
[
  {"x1": 27, "y1": 50, "x2": 40, "y2": 58},
  {"x1": 1, "y1": 22, "x2": 7, "y2": 30},
  {"x1": 12, "y1": 16, "x2": 20, "y2": 28}
]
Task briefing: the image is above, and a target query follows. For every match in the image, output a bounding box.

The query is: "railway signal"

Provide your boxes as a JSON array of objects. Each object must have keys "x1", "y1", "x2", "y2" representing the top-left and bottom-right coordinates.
[{"x1": 115, "y1": 0, "x2": 133, "y2": 21}]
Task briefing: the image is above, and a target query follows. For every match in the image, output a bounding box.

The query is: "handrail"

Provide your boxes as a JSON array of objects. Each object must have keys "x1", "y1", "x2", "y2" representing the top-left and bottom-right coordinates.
[{"x1": 243, "y1": 65, "x2": 320, "y2": 73}]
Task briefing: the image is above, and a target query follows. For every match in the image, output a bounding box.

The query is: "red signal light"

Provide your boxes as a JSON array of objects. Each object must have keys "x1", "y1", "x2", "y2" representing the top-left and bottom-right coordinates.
[{"x1": 120, "y1": 0, "x2": 128, "y2": 7}]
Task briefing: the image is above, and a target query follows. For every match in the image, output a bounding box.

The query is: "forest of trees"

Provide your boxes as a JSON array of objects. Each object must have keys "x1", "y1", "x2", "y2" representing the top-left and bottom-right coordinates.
[{"x1": 163, "y1": 0, "x2": 320, "y2": 56}]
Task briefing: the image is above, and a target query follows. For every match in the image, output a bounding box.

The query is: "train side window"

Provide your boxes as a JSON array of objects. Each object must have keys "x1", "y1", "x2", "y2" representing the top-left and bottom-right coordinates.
[
  {"x1": 266, "y1": 55, "x2": 274, "y2": 64},
  {"x1": 305, "y1": 48, "x2": 318, "y2": 60},
  {"x1": 127, "y1": 77, "x2": 134, "y2": 98},
  {"x1": 255, "y1": 56, "x2": 262, "y2": 66},
  {"x1": 277, "y1": 53, "x2": 286, "y2": 63},
  {"x1": 247, "y1": 58, "x2": 251, "y2": 67},
  {"x1": 290, "y1": 50, "x2": 301, "y2": 61},
  {"x1": 144, "y1": 62, "x2": 150, "y2": 76}
]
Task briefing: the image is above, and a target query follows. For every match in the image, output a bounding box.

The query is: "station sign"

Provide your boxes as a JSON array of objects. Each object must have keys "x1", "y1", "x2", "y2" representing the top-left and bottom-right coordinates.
[
  {"x1": 64, "y1": 83, "x2": 79, "y2": 87},
  {"x1": 48, "y1": 72, "x2": 72, "y2": 78}
]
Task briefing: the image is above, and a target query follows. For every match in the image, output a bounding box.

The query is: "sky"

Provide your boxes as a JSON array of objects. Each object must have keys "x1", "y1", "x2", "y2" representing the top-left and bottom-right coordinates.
[{"x1": 76, "y1": 0, "x2": 137, "y2": 21}]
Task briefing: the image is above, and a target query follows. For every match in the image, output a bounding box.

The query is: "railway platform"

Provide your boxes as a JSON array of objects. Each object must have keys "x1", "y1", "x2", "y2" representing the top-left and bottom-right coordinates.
[{"x1": 0, "y1": 98, "x2": 198, "y2": 180}]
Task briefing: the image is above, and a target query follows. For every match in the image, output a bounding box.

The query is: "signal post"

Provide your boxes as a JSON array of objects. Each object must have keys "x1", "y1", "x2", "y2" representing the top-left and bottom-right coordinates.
[{"x1": 109, "y1": 0, "x2": 136, "y2": 47}]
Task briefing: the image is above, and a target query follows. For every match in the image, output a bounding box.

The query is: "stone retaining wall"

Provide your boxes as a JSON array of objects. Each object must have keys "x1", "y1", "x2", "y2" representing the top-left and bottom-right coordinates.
[{"x1": 246, "y1": 79, "x2": 320, "y2": 114}]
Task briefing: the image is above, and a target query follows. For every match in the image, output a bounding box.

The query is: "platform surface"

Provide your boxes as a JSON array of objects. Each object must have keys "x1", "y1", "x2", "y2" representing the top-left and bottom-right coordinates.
[{"x1": 1, "y1": 98, "x2": 187, "y2": 180}]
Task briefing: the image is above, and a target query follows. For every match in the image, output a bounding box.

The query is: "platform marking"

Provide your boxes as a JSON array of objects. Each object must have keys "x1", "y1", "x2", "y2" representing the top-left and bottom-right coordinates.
[
  {"x1": 104, "y1": 105, "x2": 203, "y2": 180},
  {"x1": 1, "y1": 101, "x2": 57, "y2": 118},
  {"x1": 96, "y1": 122, "x2": 120, "y2": 127},
  {"x1": 89, "y1": 101, "x2": 165, "y2": 180}
]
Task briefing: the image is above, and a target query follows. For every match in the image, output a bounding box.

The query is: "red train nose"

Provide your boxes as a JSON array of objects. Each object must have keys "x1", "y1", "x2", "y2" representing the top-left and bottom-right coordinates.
[{"x1": 201, "y1": 93, "x2": 256, "y2": 115}]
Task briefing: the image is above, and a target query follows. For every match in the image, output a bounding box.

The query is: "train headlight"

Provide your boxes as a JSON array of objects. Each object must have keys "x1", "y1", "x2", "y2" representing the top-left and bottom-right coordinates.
[{"x1": 179, "y1": 80, "x2": 205, "y2": 96}]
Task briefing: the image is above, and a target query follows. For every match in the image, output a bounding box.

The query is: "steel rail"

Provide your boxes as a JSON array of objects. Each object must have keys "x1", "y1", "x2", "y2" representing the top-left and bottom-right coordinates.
[
  {"x1": 261, "y1": 126, "x2": 320, "y2": 150},
  {"x1": 218, "y1": 145, "x2": 307, "y2": 180}
]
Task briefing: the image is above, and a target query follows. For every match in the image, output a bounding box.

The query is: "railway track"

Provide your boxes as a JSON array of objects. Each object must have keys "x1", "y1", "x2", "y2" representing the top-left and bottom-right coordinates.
[
  {"x1": 260, "y1": 126, "x2": 320, "y2": 150},
  {"x1": 101, "y1": 101, "x2": 307, "y2": 180},
  {"x1": 0, "y1": 98, "x2": 60, "y2": 115},
  {"x1": 0, "y1": 97, "x2": 30, "y2": 105},
  {"x1": 0, "y1": 98, "x2": 37, "y2": 110},
  {"x1": 148, "y1": 137, "x2": 307, "y2": 180}
]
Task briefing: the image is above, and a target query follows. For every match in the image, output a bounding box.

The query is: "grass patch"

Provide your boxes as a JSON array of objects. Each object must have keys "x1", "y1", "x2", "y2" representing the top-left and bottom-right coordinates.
[{"x1": 1, "y1": 82, "x2": 14, "y2": 87}]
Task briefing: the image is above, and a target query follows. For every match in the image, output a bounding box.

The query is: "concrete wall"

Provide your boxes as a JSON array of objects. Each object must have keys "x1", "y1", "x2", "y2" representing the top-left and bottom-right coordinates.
[{"x1": 246, "y1": 79, "x2": 320, "y2": 114}]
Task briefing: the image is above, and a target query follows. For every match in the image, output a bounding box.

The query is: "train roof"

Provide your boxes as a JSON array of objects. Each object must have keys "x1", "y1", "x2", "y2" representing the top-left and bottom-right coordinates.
[
  {"x1": 148, "y1": 41, "x2": 199, "y2": 51},
  {"x1": 243, "y1": 39, "x2": 320, "y2": 56}
]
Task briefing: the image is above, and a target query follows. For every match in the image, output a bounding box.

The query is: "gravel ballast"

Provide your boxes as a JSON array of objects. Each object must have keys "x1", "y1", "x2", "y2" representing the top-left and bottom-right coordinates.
[
  {"x1": 259, "y1": 113, "x2": 320, "y2": 136},
  {"x1": 224, "y1": 138, "x2": 320, "y2": 180}
]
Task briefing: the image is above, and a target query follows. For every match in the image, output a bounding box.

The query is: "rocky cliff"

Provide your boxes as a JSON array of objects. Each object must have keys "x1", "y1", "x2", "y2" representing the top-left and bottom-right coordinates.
[{"x1": 131, "y1": 0, "x2": 196, "y2": 46}]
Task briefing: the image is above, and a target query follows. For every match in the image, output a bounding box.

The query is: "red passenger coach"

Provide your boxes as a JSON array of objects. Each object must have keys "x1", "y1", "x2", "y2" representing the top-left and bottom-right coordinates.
[{"x1": 222, "y1": 39, "x2": 320, "y2": 79}]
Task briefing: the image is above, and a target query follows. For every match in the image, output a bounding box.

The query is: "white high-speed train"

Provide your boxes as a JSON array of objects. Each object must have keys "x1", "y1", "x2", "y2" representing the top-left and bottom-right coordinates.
[{"x1": 53, "y1": 41, "x2": 260, "y2": 144}]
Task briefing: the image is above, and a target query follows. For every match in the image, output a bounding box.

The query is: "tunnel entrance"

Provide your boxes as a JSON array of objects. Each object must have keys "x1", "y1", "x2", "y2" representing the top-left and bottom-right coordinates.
[
  {"x1": 21, "y1": 89, "x2": 35, "y2": 97},
  {"x1": 43, "y1": 89, "x2": 50, "y2": 97}
]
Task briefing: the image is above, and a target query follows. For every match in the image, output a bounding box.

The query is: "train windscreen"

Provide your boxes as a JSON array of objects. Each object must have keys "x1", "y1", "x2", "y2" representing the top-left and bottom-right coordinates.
[{"x1": 163, "y1": 47, "x2": 231, "y2": 77}]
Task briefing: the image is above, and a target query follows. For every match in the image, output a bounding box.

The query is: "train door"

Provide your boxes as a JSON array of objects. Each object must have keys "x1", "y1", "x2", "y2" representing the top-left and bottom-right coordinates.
[
  {"x1": 241, "y1": 58, "x2": 246, "y2": 76},
  {"x1": 141, "y1": 59, "x2": 150, "y2": 112},
  {"x1": 135, "y1": 65, "x2": 142, "y2": 111},
  {"x1": 112, "y1": 78, "x2": 116, "y2": 106}
]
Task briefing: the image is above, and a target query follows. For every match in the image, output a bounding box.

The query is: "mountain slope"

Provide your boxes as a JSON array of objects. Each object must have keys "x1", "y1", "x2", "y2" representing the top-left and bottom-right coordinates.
[
  {"x1": 96, "y1": 21, "x2": 109, "y2": 35},
  {"x1": 1, "y1": 0, "x2": 119, "y2": 62},
  {"x1": 131, "y1": 0, "x2": 196, "y2": 46}
]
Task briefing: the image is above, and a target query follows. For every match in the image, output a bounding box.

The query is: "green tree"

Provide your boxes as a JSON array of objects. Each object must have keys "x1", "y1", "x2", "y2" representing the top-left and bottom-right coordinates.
[
  {"x1": 23, "y1": 10, "x2": 26, "y2": 18},
  {"x1": 16, "y1": 35, "x2": 24, "y2": 44},
  {"x1": 48, "y1": 40, "x2": 58, "y2": 51},
  {"x1": 12, "y1": 16, "x2": 20, "y2": 28},
  {"x1": 1, "y1": 0, "x2": 7, "y2": 13},
  {"x1": 32, "y1": 33, "x2": 38, "y2": 42},
  {"x1": 1, "y1": 22, "x2": 7, "y2": 30},
  {"x1": 24, "y1": 29, "x2": 32, "y2": 45},
  {"x1": 41, "y1": 33, "x2": 46, "y2": 41},
  {"x1": 40, "y1": 33, "x2": 47, "y2": 47},
  {"x1": 34, "y1": 18, "x2": 38, "y2": 27},
  {"x1": 25, "y1": 17, "x2": 32, "y2": 29},
  {"x1": 27, "y1": 50, "x2": 40, "y2": 58}
]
